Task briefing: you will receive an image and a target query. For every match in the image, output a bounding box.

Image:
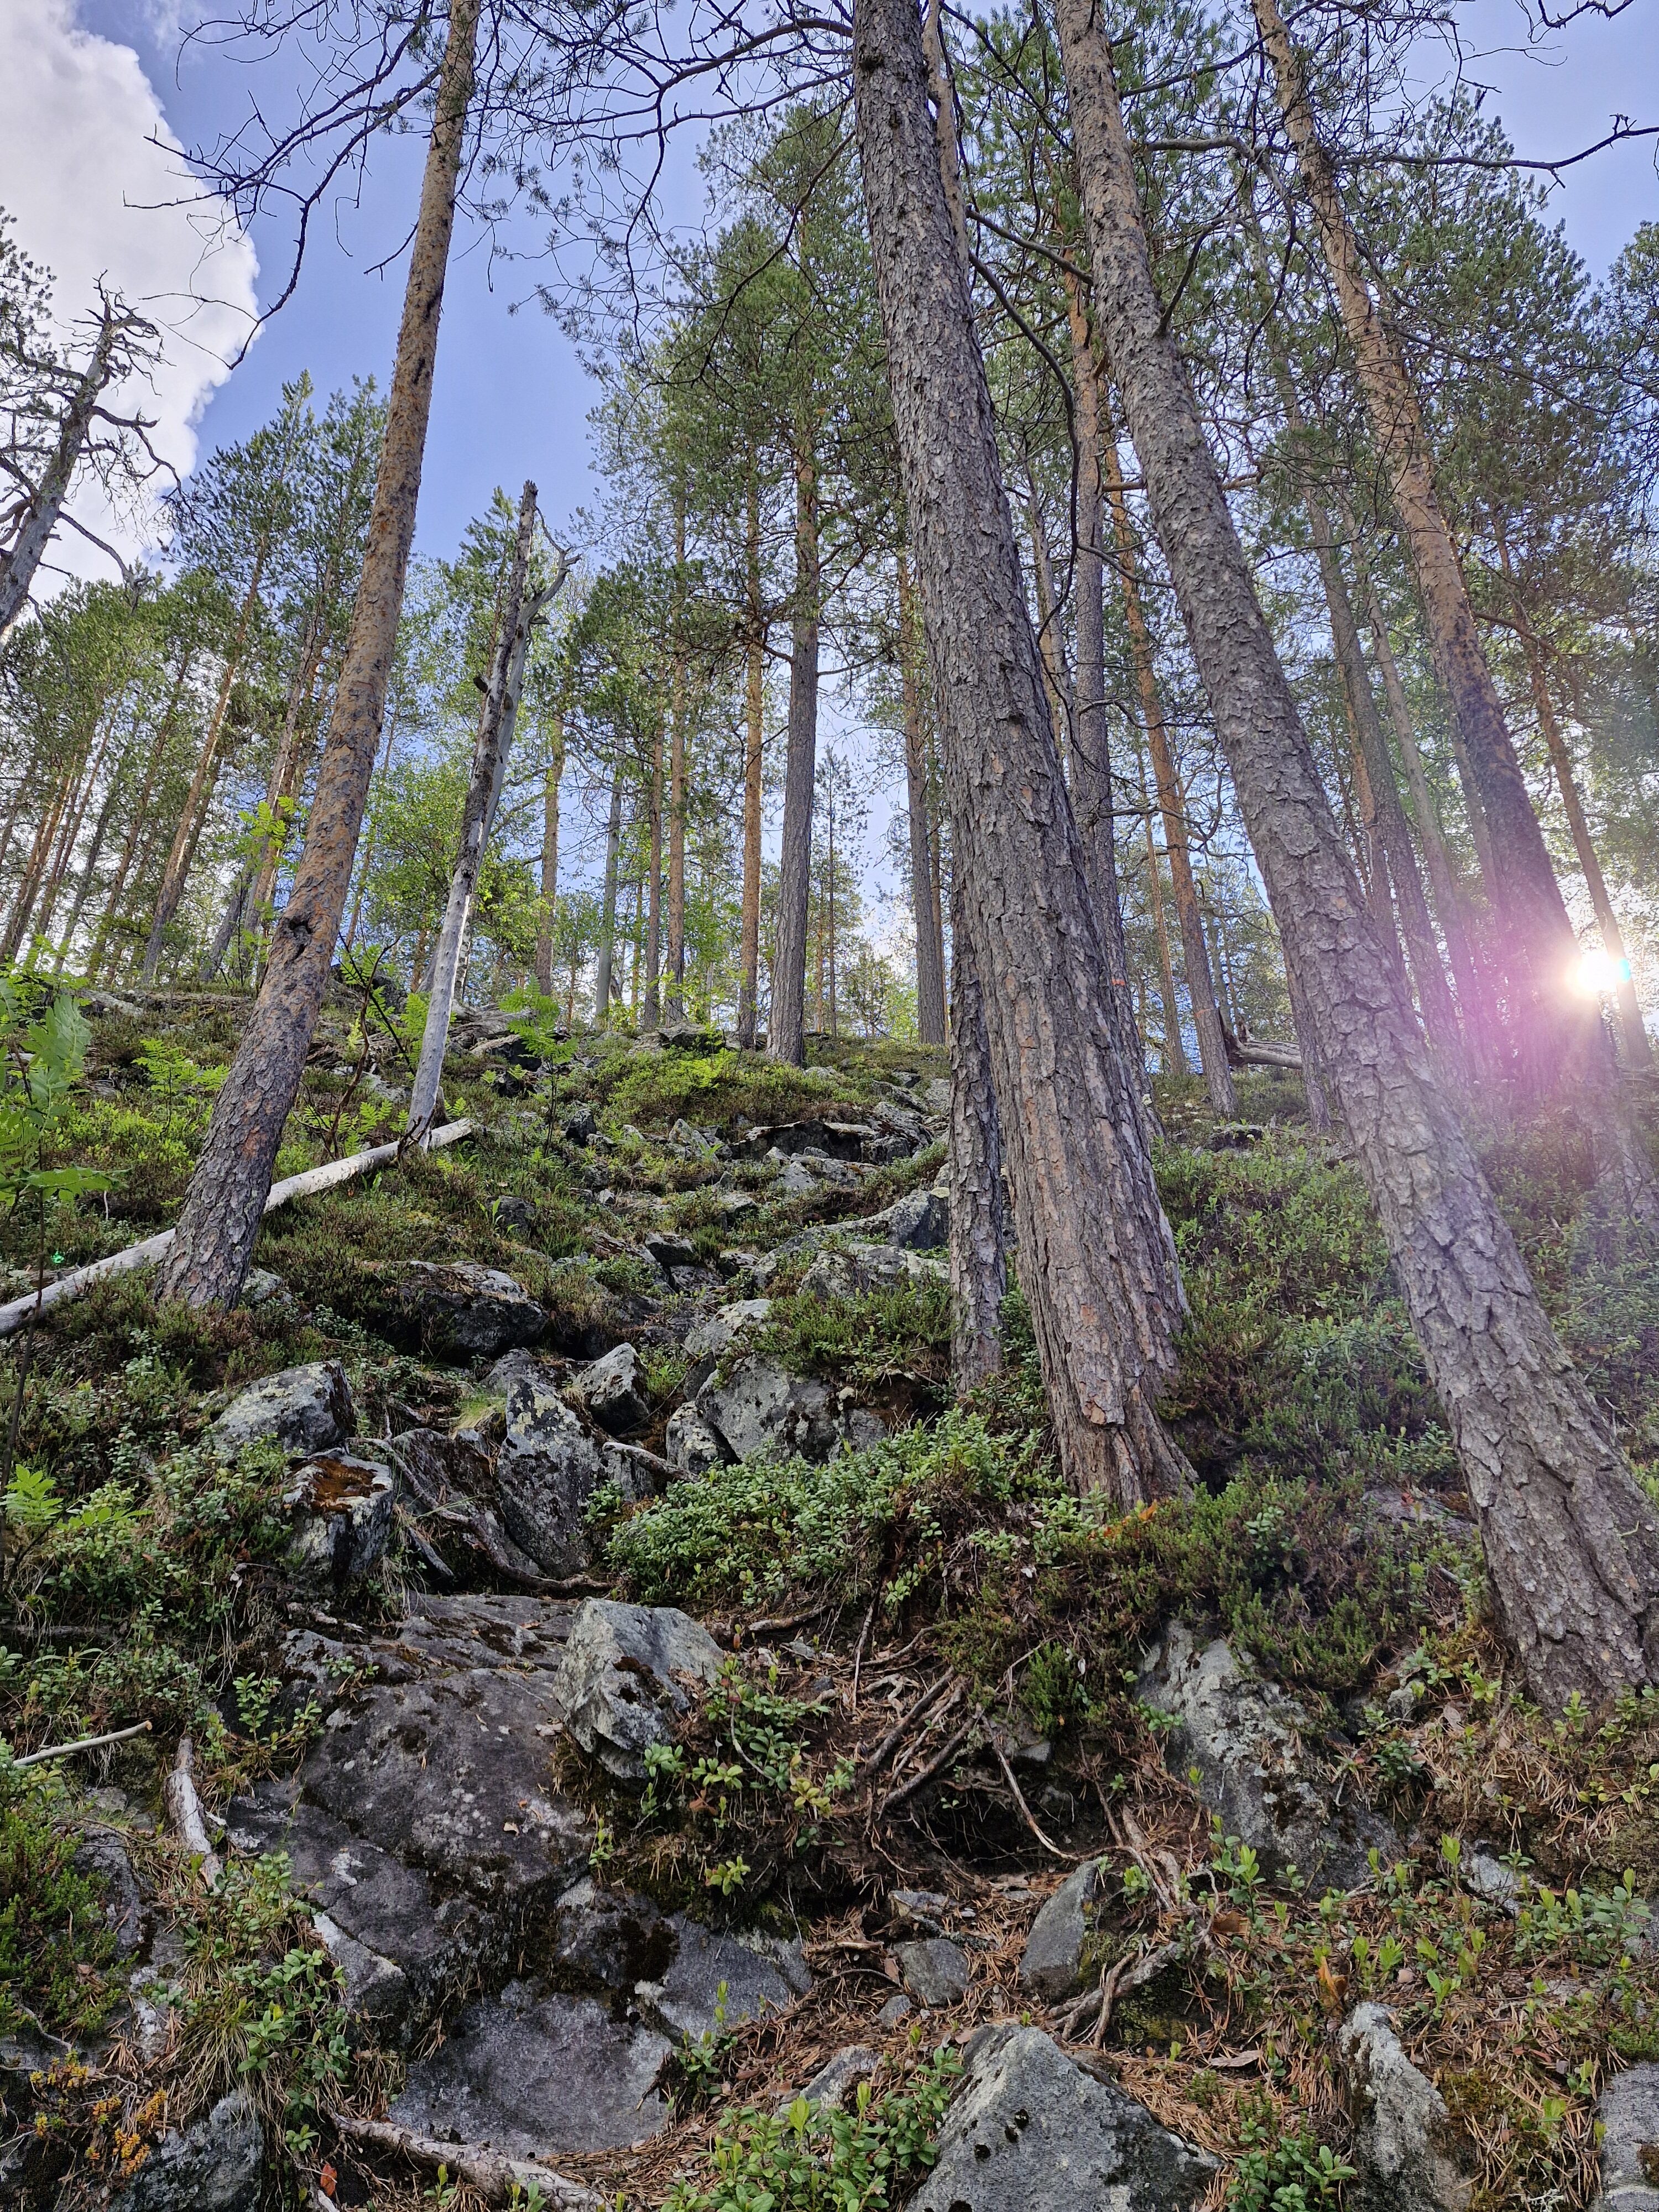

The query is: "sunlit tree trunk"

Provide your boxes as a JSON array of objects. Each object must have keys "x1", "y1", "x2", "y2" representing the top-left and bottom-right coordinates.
[
  {"x1": 1055, "y1": 0, "x2": 1659, "y2": 1700},
  {"x1": 643, "y1": 707, "x2": 664, "y2": 1031},
  {"x1": 158, "y1": 0, "x2": 482, "y2": 1305},
  {"x1": 593, "y1": 754, "x2": 625, "y2": 1027}
]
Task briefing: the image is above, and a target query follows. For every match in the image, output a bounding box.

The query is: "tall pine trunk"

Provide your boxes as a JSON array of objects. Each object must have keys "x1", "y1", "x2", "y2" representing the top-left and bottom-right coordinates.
[
  {"x1": 771, "y1": 441, "x2": 820, "y2": 1066},
  {"x1": 593, "y1": 757, "x2": 625, "y2": 1025},
  {"x1": 643, "y1": 709, "x2": 664, "y2": 1030},
  {"x1": 156, "y1": 0, "x2": 482, "y2": 1305},
  {"x1": 897, "y1": 551, "x2": 947, "y2": 1046},
  {"x1": 853, "y1": 0, "x2": 1190, "y2": 1503},
  {"x1": 1249, "y1": 0, "x2": 1588, "y2": 1078},
  {"x1": 666, "y1": 494, "x2": 689, "y2": 1019},
  {"x1": 1053, "y1": 0, "x2": 1659, "y2": 1700},
  {"x1": 949, "y1": 916, "x2": 1007, "y2": 1385}
]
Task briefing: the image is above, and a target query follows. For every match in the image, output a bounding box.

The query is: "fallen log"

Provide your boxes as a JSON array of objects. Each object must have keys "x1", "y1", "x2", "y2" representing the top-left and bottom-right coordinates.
[
  {"x1": 0, "y1": 1119, "x2": 473, "y2": 1338},
  {"x1": 330, "y1": 2113, "x2": 599, "y2": 2208},
  {"x1": 1221, "y1": 1029, "x2": 1302, "y2": 1070},
  {"x1": 162, "y1": 1735, "x2": 221, "y2": 1890}
]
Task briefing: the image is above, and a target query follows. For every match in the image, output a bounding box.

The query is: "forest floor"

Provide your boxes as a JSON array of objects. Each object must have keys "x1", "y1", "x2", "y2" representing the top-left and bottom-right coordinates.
[{"x1": 3, "y1": 982, "x2": 1658, "y2": 2212}]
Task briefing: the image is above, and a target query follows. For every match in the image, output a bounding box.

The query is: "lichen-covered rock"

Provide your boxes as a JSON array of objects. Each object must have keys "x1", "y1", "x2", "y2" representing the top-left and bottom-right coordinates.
[
  {"x1": 390, "y1": 1981, "x2": 672, "y2": 2154},
  {"x1": 913, "y1": 2026, "x2": 1215, "y2": 2212},
  {"x1": 1596, "y1": 2063, "x2": 1659, "y2": 2211},
  {"x1": 111, "y1": 2090, "x2": 263, "y2": 2211},
  {"x1": 797, "y1": 1243, "x2": 946, "y2": 1301},
  {"x1": 495, "y1": 1366, "x2": 607, "y2": 1575},
  {"x1": 211, "y1": 1359, "x2": 353, "y2": 1459},
  {"x1": 697, "y1": 1357, "x2": 884, "y2": 1465},
  {"x1": 684, "y1": 1298, "x2": 773, "y2": 1363},
  {"x1": 665, "y1": 1401, "x2": 724, "y2": 1477},
  {"x1": 397, "y1": 1260, "x2": 546, "y2": 1360},
  {"x1": 640, "y1": 1916, "x2": 812, "y2": 2042},
  {"x1": 887, "y1": 1187, "x2": 949, "y2": 1250},
  {"x1": 1138, "y1": 1621, "x2": 1396, "y2": 1890},
  {"x1": 570, "y1": 1342, "x2": 648, "y2": 1434},
  {"x1": 1018, "y1": 1859, "x2": 1105, "y2": 2002},
  {"x1": 552, "y1": 1598, "x2": 724, "y2": 1782},
  {"x1": 283, "y1": 1452, "x2": 395, "y2": 1584},
  {"x1": 1337, "y1": 2002, "x2": 1475, "y2": 2211}
]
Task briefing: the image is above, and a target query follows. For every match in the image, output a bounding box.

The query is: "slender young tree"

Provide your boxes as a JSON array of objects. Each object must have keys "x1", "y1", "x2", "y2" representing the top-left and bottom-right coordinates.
[
  {"x1": 1051, "y1": 0, "x2": 1659, "y2": 1700},
  {"x1": 158, "y1": 0, "x2": 482, "y2": 1306},
  {"x1": 771, "y1": 440, "x2": 821, "y2": 1065},
  {"x1": 853, "y1": 0, "x2": 1190, "y2": 1503}
]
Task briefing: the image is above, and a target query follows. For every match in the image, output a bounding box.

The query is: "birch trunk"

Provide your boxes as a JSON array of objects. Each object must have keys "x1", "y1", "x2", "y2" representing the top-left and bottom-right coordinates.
[
  {"x1": 157, "y1": 0, "x2": 482, "y2": 1305},
  {"x1": 1053, "y1": 0, "x2": 1659, "y2": 1700},
  {"x1": 408, "y1": 483, "x2": 551, "y2": 1137},
  {"x1": 853, "y1": 0, "x2": 1190, "y2": 1503}
]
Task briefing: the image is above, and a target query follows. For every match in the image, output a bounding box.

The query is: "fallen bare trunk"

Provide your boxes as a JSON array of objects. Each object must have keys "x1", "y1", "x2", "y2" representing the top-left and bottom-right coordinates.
[
  {"x1": 0, "y1": 1120, "x2": 472, "y2": 1338},
  {"x1": 330, "y1": 2114, "x2": 598, "y2": 2209},
  {"x1": 163, "y1": 1736, "x2": 221, "y2": 1889}
]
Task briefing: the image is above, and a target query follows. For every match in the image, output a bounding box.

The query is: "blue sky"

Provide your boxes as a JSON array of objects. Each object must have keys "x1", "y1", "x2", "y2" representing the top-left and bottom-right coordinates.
[{"x1": 21, "y1": 0, "x2": 1657, "y2": 574}]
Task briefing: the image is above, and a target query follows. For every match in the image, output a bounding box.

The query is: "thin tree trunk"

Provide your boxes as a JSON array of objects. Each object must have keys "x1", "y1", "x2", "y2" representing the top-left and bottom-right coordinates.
[
  {"x1": 898, "y1": 551, "x2": 948, "y2": 1046},
  {"x1": 1249, "y1": 0, "x2": 1589, "y2": 1076},
  {"x1": 1055, "y1": 0, "x2": 1659, "y2": 1701},
  {"x1": 1101, "y1": 424, "x2": 1234, "y2": 1112},
  {"x1": 737, "y1": 471, "x2": 765, "y2": 1048},
  {"x1": 593, "y1": 755, "x2": 625, "y2": 1026},
  {"x1": 1138, "y1": 745, "x2": 1187, "y2": 1076},
  {"x1": 949, "y1": 915, "x2": 1006, "y2": 1384},
  {"x1": 342, "y1": 695, "x2": 402, "y2": 958},
  {"x1": 643, "y1": 710, "x2": 664, "y2": 1030},
  {"x1": 1357, "y1": 561, "x2": 1489, "y2": 1050},
  {"x1": 1, "y1": 772, "x2": 71, "y2": 963},
  {"x1": 88, "y1": 647, "x2": 195, "y2": 981},
  {"x1": 409, "y1": 483, "x2": 549, "y2": 1137},
  {"x1": 666, "y1": 493, "x2": 688, "y2": 1019},
  {"x1": 853, "y1": 0, "x2": 1190, "y2": 1503},
  {"x1": 771, "y1": 440, "x2": 820, "y2": 1066},
  {"x1": 139, "y1": 561, "x2": 267, "y2": 983},
  {"x1": 156, "y1": 0, "x2": 482, "y2": 1305},
  {"x1": 534, "y1": 712, "x2": 565, "y2": 999},
  {"x1": 1494, "y1": 538, "x2": 1651, "y2": 1070},
  {"x1": 1023, "y1": 479, "x2": 1073, "y2": 744}
]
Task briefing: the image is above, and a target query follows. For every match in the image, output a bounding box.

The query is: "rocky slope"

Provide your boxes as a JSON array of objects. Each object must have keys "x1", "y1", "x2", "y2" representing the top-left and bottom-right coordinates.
[{"x1": 3, "y1": 995, "x2": 1658, "y2": 2211}]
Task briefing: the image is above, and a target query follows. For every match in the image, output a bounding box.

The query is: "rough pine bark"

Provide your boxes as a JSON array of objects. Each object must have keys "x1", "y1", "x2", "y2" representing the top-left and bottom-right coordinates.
[
  {"x1": 666, "y1": 495, "x2": 689, "y2": 1019},
  {"x1": 1053, "y1": 0, "x2": 1659, "y2": 1700},
  {"x1": 897, "y1": 551, "x2": 948, "y2": 1046},
  {"x1": 736, "y1": 472, "x2": 765, "y2": 1049},
  {"x1": 771, "y1": 444, "x2": 820, "y2": 1066},
  {"x1": 949, "y1": 917, "x2": 1008, "y2": 1385},
  {"x1": 1136, "y1": 747, "x2": 1187, "y2": 1076},
  {"x1": 853, "y1": 0, "x2": 1189, "y2": 1503},
  {"x1": 156, "y1": 0, "x2": 481, "y2": 1305},
  {"x1": 1249, "y1": 0, "x2": 1589, "y2": 1076}
]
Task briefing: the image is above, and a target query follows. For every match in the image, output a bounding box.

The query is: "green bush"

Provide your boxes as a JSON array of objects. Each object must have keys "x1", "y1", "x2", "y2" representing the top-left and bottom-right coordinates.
[{"x1": 0, "y1": 1768, "x2": 119, "y2": 2038}]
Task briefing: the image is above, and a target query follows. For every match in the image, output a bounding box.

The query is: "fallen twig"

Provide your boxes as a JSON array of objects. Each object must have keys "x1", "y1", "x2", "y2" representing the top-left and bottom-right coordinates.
[
  {"x1": 163, "y1": 1735, "x2": 221, "y2": 1889},
  {"x1": 881, "y1": 1701, "x2": 979, "y2": 1812},
  {"x1": 858, "y1": 1674, "x2": 954, "y2": 1790},
  {"x1": 984, "y1": 1721, "x2": 1084, "y2": 1861},
  {"x1": 331, "y1": 2112, "x2": 600, "y2": 2208},
  {"x1": 12, "y1": 1718, "x2": 151, "y2": 1768}
]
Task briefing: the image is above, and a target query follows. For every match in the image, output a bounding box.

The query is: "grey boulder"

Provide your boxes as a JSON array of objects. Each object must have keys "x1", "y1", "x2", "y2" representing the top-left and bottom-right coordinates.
[
  {"x1": 1138, "y1": 1621, "x2": 1396, "y2": 1891},
  {"x1": 1596, "y1": 2063, "x2": 1659, "y2": 2211},
  {"x1": 913, "y1": 2026, "x2": 1215, "y2": 2212},
  {"x1": 798, "y1": 1243, "x2": 946, "y2": 1301},
  {"x1": 1337, "y1": 2002, "x2": 1474, "y2": 2212},
  {"x1": 683, "y1": 1298, "x2": 773, "y2": 1362},
  {"x1": 495, "y1": 1366, "x2": 607, "y2": 1575},
  {"x1": 553, "y1": 1598, "x2": 724, "y2": 1781},
  {"x1": 571, "y1": 1342, "x2": 649, "y2": 1434},
  {"x1": 211, "y1": 1359, "x2": 353, "y2": 1459},
  {"x1": 283, "y1": 1452, "x2": 396, "y2": 1584},
  {"x1": 1019, "y1": 1859, "x2": 1106, "y2": 2002},
  {"x1": 398, "y1": 1260, "x2": 546, "y2": 1360},
  {"x1": 641, "y1": 1916, "x2": 812, "y2": 2041},
  {"x1": 111, "y1": 2090, "x2": 263, "y2": 2212},
  {"x1": 896, "y1": 1936, "x2": 969, "y2": 2009},
  {"x1": 390, "y1": 1981, "x2": 671, "y2": 2154},
  {"x1": 697, "y1": 1356, "x2": 883, "y2": 1465},
  {"x1": 888, "y1": 1187, "x2": 949, "y2": 1250}
]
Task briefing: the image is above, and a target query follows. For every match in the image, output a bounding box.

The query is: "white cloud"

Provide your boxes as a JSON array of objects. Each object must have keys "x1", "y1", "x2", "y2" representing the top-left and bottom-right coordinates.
[{"x1": 0, "y1": 0, "x2": 258, "y2": 581}]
